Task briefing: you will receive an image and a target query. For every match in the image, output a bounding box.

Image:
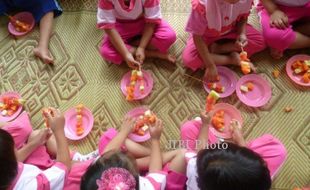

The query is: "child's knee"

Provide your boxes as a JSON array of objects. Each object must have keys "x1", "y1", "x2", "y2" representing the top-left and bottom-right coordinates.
[
  {"x1": 100, "y1": 45, "x2": 123, "y2": 64},
  {"x1": 263, "y1": 28, "x2": 294, "y2": 50}
]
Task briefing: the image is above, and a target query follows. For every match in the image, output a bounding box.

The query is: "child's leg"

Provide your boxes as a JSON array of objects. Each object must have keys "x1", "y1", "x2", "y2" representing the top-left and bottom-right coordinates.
[
  {"x1": 124, "y1": 138, "x2": 151, "y2": 158},
  {"x1": 247, "y1": 134, "x2": 287, "y2": 179},
  {"x1": 33, "y1": 12, "x2": 54, "y2": 64}
]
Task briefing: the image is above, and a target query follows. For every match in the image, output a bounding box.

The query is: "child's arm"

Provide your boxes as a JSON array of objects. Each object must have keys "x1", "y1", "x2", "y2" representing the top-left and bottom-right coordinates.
[
  {"x1": 46, "y1": 108, "x2": 71, "y2": 169},
  {"x1": 17, "y1": 129, "x2": 51, "y2": 162},
  {"x1": 136, "y1": 23, "x2": 156, "y2": 63},
  {"x1": 230, "y1": 120, "x2": 246, "y2": 147},
  {"x1": 102, "y1": 117, "x2": 135, "y2": 154},
  {"x1": 148, "y1": 119, "x2": 163, "y2": 172},
  {"x1": 104, "y1": 29, "x2": 140, "y2": 68},
  {"x1": 236, "y1": 17, "x2": 248, "y2": 47},
  {"x1": 197, "y1": 111, "x2": 211, "y2": 151},
  {"x1": 193, "y1": 34, "x2": 218, "y2": 82},
  {"x1": 261, "y1": 0, "x2": 288, "y2": 29}
]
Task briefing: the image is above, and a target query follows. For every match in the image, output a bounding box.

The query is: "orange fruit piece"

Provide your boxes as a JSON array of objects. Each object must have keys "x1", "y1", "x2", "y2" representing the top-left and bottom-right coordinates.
[
  {"x1": 272, "y1": 69, "x2": 280, "y2": 79},
  {"x1": 302, "y1": 73, "x2": 310, "y2": 83},
  {"x1": 284, "y1": 107, "x2": 293, "y2": 113},
  {"x1": 246, "y1": 82, "x2": 254, "y2": 91}
]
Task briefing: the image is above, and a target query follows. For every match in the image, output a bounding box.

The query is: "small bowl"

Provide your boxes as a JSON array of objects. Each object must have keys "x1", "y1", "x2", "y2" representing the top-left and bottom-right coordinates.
[{"x1": 8, "y1": 12, "x2": 35, "y2": 37}]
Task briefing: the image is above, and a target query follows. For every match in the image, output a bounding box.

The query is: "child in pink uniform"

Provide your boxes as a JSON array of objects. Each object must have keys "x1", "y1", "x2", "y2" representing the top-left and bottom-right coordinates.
[
  {"x1": 181, "y1": 112, "x2": 287, "y2": 189},
  {"x1": 0, "y1": 111, "x2": 97, "y2": 170},
  {"x1": 65, "y1": 117, "x2": 187, "y2": 190},
  {"x1": 0, "y1": 108, "x2": 71, "y2": 190},
  {"x1": 182, "y1": 0, "x2": 266, "y2": 81},
  {"x1": 258, "y1": 0, "x2": 310, "y2": 59},
  {"x1": 98, "y1": 0, "x2": 177, "y2": 68}
]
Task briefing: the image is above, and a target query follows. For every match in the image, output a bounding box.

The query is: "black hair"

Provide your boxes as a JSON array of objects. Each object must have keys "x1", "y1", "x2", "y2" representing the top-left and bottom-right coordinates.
[
  {"x1": 0, "y1": 129, "x2": 18, "y2": 190},
  {"x1": 80, "y1": 150, "x2": 139, "y2": 190},
  {"x1": 196, "y1": 143, "x2": 271, "y2": 190}
]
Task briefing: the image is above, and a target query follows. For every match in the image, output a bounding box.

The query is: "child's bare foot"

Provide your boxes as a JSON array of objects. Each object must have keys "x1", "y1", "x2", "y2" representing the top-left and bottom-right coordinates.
[
  {"x1": 34, "y1": 47, "x2": 54, "y2": 64},
  {"x1": 270, "y1": 48, "x2": 283, "y2": 59},
  {"x1": 166, "y1": 54, "x2": 176, "y2": 63}
]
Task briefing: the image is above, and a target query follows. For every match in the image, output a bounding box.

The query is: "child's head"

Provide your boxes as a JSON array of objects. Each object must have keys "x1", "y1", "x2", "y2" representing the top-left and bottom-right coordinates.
[
  {"x1": 0, "y1": 129, "x2": 17, "y2": 190},
  {"x1": 196, "y1": 143, "x2": 271, "y2": 190},
  {"x1": 81, "y1": 150, "x2": 139, "y2": 190}
]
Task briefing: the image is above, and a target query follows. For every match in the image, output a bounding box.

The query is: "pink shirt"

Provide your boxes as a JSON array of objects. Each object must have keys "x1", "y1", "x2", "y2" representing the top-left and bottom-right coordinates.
[
  {"x1": 186, "y1": 0, "x2": 252, "y2": 37},
  {"x1": 97, "y1": 0, "x2": 162, "y2": 29},
  {"x1": 274, "y1": 0, "x2": 309, "y2": 6},
  {"x1": 9, "y1": 162, "x2": 68, "y2": 190}
]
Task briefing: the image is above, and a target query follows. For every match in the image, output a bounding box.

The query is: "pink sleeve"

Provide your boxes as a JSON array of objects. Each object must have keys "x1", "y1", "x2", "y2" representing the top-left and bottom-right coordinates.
[
  {"x1": 97, "y1": 0, "x2": 116, "y2": 29},
  {"x1": 36, "y1": 162, "x2": 68, "y2": 190},
  {"x1": 185, "y1": 8, "x2": 207, "y2": 36},
  {"x1": 143, "y1": 0, "x2": 162, "y2": 24},
  {"x1": 144, "y1": 171, "x2": 167, "y2": 189}
]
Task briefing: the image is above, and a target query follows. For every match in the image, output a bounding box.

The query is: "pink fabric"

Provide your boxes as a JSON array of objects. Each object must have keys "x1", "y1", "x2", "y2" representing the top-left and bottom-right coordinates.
[
  {"x1": 8, "y1": 163, "x2": 24, "y2": 190},
  {"x1": 182, "y1": 24, "x2": 266, "y2": 71},
  {"x1": 162, "y1": 164, "x2": 187, "y2": 190},
  {"x1": 180, "y1": 119, "x2": 220, "y2": 150},
  {"x1": 98, "y1": 128, "x2": 127, "y2": 155},
  {"x1": 2, "y1": 112, "x2": 54, "y2": 170},
  {"x1": 100, "y1": 18, "x2": 176, "y2": 64},
  {"x1": 258, "y1": 2, "x2": 310, "y2": 51},
  {"x1": 142, "y1": 171, "x2": 167, "y2": 189},
  {"x1": 36, "y1": 172, "x2": 51, "y2": 190},
  {"x1": 247, "y1": 134, "x2": 287, "y2": 178},
  {"x1": 205, "y1": 0, "x2": 253, "y2": 33},
  {"x1": 187, "y1": 0, "x2": 252, "y2": 37},
  {"x1": 64, "y1": 160, "x2": 93, "y2": 190}
]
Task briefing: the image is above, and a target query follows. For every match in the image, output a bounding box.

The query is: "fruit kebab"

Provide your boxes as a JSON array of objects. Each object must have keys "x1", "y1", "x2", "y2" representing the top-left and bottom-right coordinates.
[{"x1": 205, "y1": 90, "x2": 220, "y2": 112}]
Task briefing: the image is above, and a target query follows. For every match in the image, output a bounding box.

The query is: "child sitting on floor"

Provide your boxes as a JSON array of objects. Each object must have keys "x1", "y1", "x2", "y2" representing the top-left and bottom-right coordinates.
[
  {"x1": 79, "y1": 117, "x2": 187, "y2": 190},
  {"x1": 0, "y1": 111, "x2": 97, "y2": 170},
  {"x1": 258, "y1": 0, "x2": 310, "y2": 59},
  {"x1": 179, "y1": 111, "x2": 287, "y2": 189},
  {"x1": 0, "y1": 0, "x2": 62, "y2": 64},
  {"x1": 0, "y1": 108, "x2": 71, "y2": 190},
  {"x1": 97, "y1": 0, "x2": 177, "y2": 68},
  {"x1": 182, "y1": 0, "x2": 266, "y2": 81}
]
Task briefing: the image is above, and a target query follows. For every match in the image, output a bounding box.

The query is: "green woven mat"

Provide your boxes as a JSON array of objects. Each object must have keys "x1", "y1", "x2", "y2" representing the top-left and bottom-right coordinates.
[{"x1": 0, "y1": 0, "x2": 309, "y2": 189}]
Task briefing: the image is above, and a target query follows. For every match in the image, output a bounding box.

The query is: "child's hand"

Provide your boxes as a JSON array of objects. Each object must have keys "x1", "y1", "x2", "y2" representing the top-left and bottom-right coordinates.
[
  {"x1": 270, "y1": 10, "x2": 289, "y2": 29},
  {"x1": 28, "y1": 129, "x2": 52, "y2": 147},
  {"x1": 236, "y1": 33, "x2": 248, "y2": 48},
  {"x1": 149, "y1": 119, "x2": 163, "y2": 140},
  {"x1": 45, "y1": 108, "x2": 65, "y2": 134},
  {"x1": 200, "y1": 111, "x2": 211, "y2": 126},
  {"x1": 204, "y1": 64, "x2": 218, "y2": 82},
  {"x1": 135, "y1": 47, "x2": 145, "y2": 64},
  {"x1": 120, "y1": 116, "x2": 136, "y2": 134},
  {"x1": 125, "y1": 53, "x2": 141, "y2": 69},
  {"x1": 230, "y1": 120, "x2": 246, "y2": 147}
]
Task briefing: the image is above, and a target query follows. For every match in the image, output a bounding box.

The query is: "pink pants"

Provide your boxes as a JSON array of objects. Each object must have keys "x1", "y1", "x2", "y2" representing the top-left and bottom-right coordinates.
[
  {"x1": 100, "y1": 18, "x2": 176, "y2": 64},
  {"x1": 180, "y1": 120, "x2": 287, "y2": 178},
  {"x1": 259, "y1": 2, "x2": 310, "y2": 51},
  {"x1": 182, "y1": 25, "x2": 266, "y2": 71}
]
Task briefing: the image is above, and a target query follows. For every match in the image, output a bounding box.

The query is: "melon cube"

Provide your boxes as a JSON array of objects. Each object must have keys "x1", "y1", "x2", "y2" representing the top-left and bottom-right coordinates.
[{"x1": 240, "y1": 85, "x2": 249, "y2": 92}]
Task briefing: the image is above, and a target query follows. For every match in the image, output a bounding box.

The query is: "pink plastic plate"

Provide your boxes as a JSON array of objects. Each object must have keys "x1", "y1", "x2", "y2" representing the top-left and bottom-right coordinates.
[
  {"x1": 0, "y1": 92, "x2": 23, "y2": 122},
  {"x1": 209, "y1": 103, "x2": 243, "y2": 139},
  {"x1": 286, "y1": 54, "x2": 310, "y2": 87},
  {"x1": 236, "y1": 74, "x2": 272, "y2": 107},
  {"x1": 126, "y1": 106, "x2": 151, "y2": 142},
  {"x1": 203, "y1": 66, "x2": 238, "y2": 98},
  {"x1": 64, "y1": 106, "x2": 94, "y2": 140},
  {"x1": 121, "y1": 70, "x2": 154, "y2": 100},
  {"x1": 8, "y1": 12, "x2": 35, "y2": 37}
]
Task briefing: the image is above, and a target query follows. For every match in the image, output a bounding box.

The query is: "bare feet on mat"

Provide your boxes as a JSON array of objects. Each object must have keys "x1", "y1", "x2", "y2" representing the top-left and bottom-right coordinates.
[{"x1": 34, "y1": 47, "x2": 54, "y2": 64}]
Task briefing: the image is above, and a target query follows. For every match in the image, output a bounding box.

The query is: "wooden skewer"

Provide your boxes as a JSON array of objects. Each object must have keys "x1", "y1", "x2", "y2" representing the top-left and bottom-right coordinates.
[{"x1": 184, "y1": 73, "x2": 208, "y2": 84}]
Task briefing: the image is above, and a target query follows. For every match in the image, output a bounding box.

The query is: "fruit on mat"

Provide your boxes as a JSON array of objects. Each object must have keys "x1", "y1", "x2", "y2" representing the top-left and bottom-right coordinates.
[
  {"x1": 0, "y1": 96, "x2": 24, "y2": 117},
  {"x1": 284, "y1": 107, "x2": 293, "y2": 113},
  {"x1": 240, "y1": 51, "x2": 252, "y2": 75},
  {"x1": 126, "y1": 70, "x2": 144, "y2": 101},
  {"x1": 75, "y1": 104, "x2": 84, "y2": 136},
  {"x1": 291, "y1": 59, "x2": 310, "y2": 83},
  {"x1": 272, "y1": 69, "x2": 280, "y2": 79},
  {"x1": 211, "y1": 110, "x2": 225, "y2": 132},
  {"x1": 133, "y1": 110, "x2": 157, "y2": 136},
  {"x1": 206, "y1": 90, "x2": 220, "y2": 112}
]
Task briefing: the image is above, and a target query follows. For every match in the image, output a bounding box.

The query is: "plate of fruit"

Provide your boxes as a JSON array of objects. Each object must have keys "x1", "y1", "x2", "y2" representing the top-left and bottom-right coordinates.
[
  {"x1": 126, "y1": 106, "x2": 157, "y2": 142},
  {"x1": 209, "y1": 103, "x2": 243, "y2": 139},
  {"x1": 0, "y1": 92, "x2": 25, "y2": 122},
  {"x1": 121, "y1": 69, "x2": 153, "y2": 101},
  {"x1": 63, "y1": 104, "x2": 94, "y2": 140},
  {"x1": 8, "y1": 12, "x2": 35, "y2": 37},
  {"x1": 203, "y1": 66, "x2": 238, "y2": 98},
  {"x1": 236, "y1": 74, "x2": 272, "y2": 107},
  {"x1": 286, "y1": 54, "x2": 310, "y2": 87}
]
